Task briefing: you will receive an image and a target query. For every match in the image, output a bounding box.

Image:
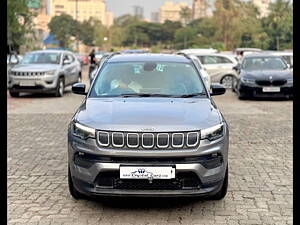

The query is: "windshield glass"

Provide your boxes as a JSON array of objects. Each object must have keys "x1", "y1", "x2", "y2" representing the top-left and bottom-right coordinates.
[
  {"x1": 20, "y1": 52, "x2": 61, "y2": 64},
  {"x1": 89, "y1": 61, "x2": 207, "y2": 98},
  {"x1": 242, "y1": 57, "x2": 287, "y2": 71}
]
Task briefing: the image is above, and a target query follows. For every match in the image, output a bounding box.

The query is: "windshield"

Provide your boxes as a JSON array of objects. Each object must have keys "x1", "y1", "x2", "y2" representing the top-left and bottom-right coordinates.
[
  {"x1": 20, "y1": 52, "x2": 61, "y2": 64},
  {"x1": 89, "y1": 61, "x2": 207, "y2": 98},
  {"x1": 242, "y1": 57, "x2": 287, "y2": 71}
]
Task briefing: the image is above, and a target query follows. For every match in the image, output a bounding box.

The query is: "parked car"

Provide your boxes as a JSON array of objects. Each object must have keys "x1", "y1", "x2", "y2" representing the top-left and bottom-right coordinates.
[
  {"x1": 8, "y1": 50, "x2": 81, "y2": 97},
  {"x1": 191, "y1": 53, "x2": 239, "y2": 89},
  {"x1": 75, "y1": 53, "x2": 88, "y2": 66},
  {"x1": 185, "y1": 54, "x2": 211, "y2": 89},
  {"x1": 179, "y1": 48, "x2": 218, "y2": 54},
  {"x1": 233, "y1": 54, "x2": 293, "y2": 99},
  {"x1": 95, "y1": 51, "x2": 107, "y2": 62},
  {"x1": 68, "y1": 53, "x2": 229, "y2": 200},
  {"x1": 121, "y1": 49, "x2": 149, "y2": 54}
]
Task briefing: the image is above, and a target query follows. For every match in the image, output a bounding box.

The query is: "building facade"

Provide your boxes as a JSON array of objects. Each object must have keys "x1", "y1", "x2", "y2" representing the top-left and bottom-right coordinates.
[
  {"x1": 50, "y1": 0, "x2": 113, "y2": 27},
  {"x1": 252, "y1": 0, "x2": 271, "y2": 18},
  {"x1": 159, "y1": 2, "x2": 190, "y2": 23}
]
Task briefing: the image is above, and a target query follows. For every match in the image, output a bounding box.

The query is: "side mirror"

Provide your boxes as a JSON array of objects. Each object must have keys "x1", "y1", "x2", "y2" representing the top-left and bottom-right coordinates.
[
  {"x1": 233, "y1": 64, "x2": 241, "y2": 71},
  {"x1": 72, "y1": 83, "x2": 87, "y2": 95},
  {"x1": 63, "y1": 58, "x2": 71, "y2": 65},
  {"x1": 210, "y1": 83, "x2": 226, "y2": 96}
]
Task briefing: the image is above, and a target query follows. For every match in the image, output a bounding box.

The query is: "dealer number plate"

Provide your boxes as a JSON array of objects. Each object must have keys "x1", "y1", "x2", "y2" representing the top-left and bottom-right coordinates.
[{"x1": 120, "y1": 166, "x2": 175, "y2": 179}]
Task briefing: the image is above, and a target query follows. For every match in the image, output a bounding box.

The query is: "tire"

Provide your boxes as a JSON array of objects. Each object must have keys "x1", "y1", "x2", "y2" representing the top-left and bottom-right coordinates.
[
  {"x1": 209, "y1": 165, "x2": 228, "y2": 200},
  {"x1": 55, "y1": 78, "x2": 64, "y2": 97},
  {"x1": 9, "y1": 91, "x2": 19, "y2": 97},
  {"x1": 68, "y1": 167, "x2": 84, "y2": 200},
  {"x1": 221, "y1": 75, "x2": 235, "y2": 89}
]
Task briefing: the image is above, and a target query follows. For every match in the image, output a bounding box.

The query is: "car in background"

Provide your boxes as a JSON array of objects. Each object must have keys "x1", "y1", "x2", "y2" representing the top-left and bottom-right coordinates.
[
  {"x1": 179, "y1": 48, "x2": 218, "y2": 55},
  {"x1": 95, "y1": 51, "x2": 107, "y2": 62},
  {"x1": 181, "y1": 53, "x2": 211, "y2": 89},
  {"x1": 121, "y1": 49, "x2": 149, "y2": 54},
  {"x1": 8, "y1": 50, "x2": 82, "y2": 97},
  {"x1": 233, "y1": 54, "x2": 293, "y2": 99},
  {"x1": 234, "y1": 48, "x2": 262, "y2": 56},
  {"x1": 75, "y1": 53, "x2": 88, "y2": 66},
  {"x1": 191, "y1": 53, "x2": 239, "y2": 89}
]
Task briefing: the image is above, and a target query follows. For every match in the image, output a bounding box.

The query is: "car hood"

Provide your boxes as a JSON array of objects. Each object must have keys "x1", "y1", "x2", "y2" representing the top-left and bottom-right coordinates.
[
  {"x1": 11, "y1": 64, "x2": 61, "y2": 72},
  {"x1": 75, "y1": 98, "x2": 222, "y2": 132},
  {"x1": 241, "y1": 70, "x2": 292, "y2": 80}
]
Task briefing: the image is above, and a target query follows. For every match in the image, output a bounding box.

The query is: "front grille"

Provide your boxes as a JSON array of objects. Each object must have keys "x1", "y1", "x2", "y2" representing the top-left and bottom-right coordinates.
[
  {"x1": 97, "y1": 130, "x2": 200, "y2": 150},
  {"x1": 256, "y1": 80, "x2": 286, "y2": 86},
  {"x1": 12, "y1": 71, "x2": 45, "y2": 76},
  {"x1": 96, "y1": 171, "x2": 201, "y2": 190}
]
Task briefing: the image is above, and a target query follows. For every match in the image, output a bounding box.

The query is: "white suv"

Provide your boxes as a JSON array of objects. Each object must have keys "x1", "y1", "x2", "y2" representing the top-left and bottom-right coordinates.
[{"x1": 191, "y1": 53, "x2": 239, "y2": 89}]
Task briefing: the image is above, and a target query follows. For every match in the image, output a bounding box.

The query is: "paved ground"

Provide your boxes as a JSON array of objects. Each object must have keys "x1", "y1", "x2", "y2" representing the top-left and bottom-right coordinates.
[{"x1": 8, "y1": 68, "x2": 292, "y2": 225}]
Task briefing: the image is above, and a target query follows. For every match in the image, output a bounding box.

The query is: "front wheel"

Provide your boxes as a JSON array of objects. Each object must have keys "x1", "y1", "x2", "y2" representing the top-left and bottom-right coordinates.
[
  {"x1": 68, "y1": 167, "x2": 84, "y2": 199},
  {"x1": 208, "y1": 165, "x2": 228, "y2": 200},
  {"x1": 9, "y1": 90, "x2": 19, "y2": 97},
  {"x1": 221, "y1": 75, "x2": 236, "y2": 89},
  {"x1": 55, "y1": 78, "x2": 64, "y2": 97}
]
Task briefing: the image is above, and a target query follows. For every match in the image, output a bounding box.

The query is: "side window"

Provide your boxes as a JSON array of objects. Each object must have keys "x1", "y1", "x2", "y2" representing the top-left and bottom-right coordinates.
[
  {"x1": 192, "y1": 58, "x2": 203, "y2": 70},
  {"x1": 68, "y1": 54, "x2": 75, "y2": 63},
  {"x1": 216, "y1": 56, "x2": 233, "y2": 64},
  {"x1": 202, "y1": 56, "x2": 219, "y2": 64}
]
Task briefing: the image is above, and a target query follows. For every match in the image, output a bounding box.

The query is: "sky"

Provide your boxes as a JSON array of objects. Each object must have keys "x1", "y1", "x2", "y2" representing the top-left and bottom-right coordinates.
[{"x1": 106, "y1": 0, "x2": 193, "y2": 20}]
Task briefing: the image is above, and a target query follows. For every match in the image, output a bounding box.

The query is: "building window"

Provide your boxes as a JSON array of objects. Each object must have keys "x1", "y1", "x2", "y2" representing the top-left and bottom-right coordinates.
[{"x1": 55, "y1": 5, "x2": 64, "y2": 9}]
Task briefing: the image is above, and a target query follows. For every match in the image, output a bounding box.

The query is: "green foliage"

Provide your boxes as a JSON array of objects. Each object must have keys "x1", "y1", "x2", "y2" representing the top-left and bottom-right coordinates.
[
  {"x1": 48, "y1": 14, "x2": 79, "y2": 48},
  {"x1": 7, "y1": 0, "x2": 35, "y2": 50},
  {"x1": 262, "y1": 0, "x2": 293, "y2": 50}
]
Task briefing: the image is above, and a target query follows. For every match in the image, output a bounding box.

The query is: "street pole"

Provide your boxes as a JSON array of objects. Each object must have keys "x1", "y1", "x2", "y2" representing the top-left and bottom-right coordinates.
[{"x1": 276, "y1": 36, "x2": 280, "y2": 51}]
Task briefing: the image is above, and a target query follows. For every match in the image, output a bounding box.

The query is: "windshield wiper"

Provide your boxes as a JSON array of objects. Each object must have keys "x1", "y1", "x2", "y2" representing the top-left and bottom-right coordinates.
[
  {"x1": 175, "y1": 93, "x2": 207, "y2": 98},
  {"x1": 119, "y1": 93, "x2": 176, "y2": 98}
]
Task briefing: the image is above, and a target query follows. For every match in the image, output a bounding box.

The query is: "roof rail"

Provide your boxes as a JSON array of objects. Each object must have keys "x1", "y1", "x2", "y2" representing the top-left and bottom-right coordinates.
[{"x1": 176, "y1": 52, "x2": 191, "y2": 60}]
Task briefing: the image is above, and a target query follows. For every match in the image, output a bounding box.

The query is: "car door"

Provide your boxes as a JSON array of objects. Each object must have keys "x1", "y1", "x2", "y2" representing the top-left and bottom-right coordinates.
[
  {"x1": 62, "y1": 53, "x2": 74, "y2": 85},
  {"x1": 68, "y1": 53, "x2": 80, "y2": 83},
  {"x1": 197, "y1": 55, "x2": 221, "y2": 82}
]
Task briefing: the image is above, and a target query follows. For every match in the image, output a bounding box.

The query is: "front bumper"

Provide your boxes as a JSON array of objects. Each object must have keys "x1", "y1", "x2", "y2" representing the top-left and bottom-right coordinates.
[
  {"x1": 8, "y1": 75, "x2": 58, "y2": 93},
  {"x1": 68, "y1": 128, "x2": 229, "y2": 197},
  {"x1": 238, "y1": 82, "x2": 293, "y2": 98}
]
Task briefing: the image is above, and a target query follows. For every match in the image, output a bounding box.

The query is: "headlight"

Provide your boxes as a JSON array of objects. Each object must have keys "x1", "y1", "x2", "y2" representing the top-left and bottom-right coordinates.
[
  {"x1": 72, "y1": 122, "x2": 95, "y2": 139},
  {"x1": 45, "y1": 70, "x2": 56, "y2": 75},
  {"x1": 287, "y1": 78, "x2": 293, "y2": 84},
  {"x1": 241, "y1": 77, "x2": 255, "y2": 84},
  {"x1": 201, "y1": 123, "x2": 224, "y2": 141}
]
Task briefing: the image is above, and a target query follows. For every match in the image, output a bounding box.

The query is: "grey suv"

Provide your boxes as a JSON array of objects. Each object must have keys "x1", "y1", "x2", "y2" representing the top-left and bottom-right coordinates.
[
  {"x1": 68, "y1": 53, "x2": 229, "y2": 199},
  {"x1": 8, "y1": 50, "x2": 81, "y2": 97}
]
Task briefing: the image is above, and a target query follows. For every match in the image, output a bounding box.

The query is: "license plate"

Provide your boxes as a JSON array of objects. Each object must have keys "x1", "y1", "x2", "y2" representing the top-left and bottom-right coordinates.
[
  {"x1": 120, "y1": 166, "x2": 175, "y2": 179},
  {"x1": 262, "y1": 87, "x2": 280, "y2": 92},
  {"x1": 19, "y1": 80, "x2": 35, "y2": 86}
]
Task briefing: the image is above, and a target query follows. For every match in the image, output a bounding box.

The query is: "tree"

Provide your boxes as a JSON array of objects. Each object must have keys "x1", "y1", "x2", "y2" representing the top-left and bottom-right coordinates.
[
  {"x1": 48, "y1": 14, "x2": 79, "y2": 48},
  {"x1": 262, "y1": 0, "x2": 293, "y2": 50},
  {"x1": 179, "y1": 6, "x2": 192, "y2": 26},
  {"x1": 7, "y1": 0, "x2": 35, "y2": 52}
]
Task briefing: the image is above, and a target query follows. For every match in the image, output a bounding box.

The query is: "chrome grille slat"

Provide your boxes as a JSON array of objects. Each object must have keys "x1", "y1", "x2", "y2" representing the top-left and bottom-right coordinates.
[{"x1": 96, "y1": 131, "x2": 200, "y2": 150}]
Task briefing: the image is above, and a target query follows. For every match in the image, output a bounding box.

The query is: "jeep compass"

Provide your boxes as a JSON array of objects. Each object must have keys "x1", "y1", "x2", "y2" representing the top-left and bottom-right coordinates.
[{"x1": 68, "y1": 53, "x2": 229, "y2": 199}]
